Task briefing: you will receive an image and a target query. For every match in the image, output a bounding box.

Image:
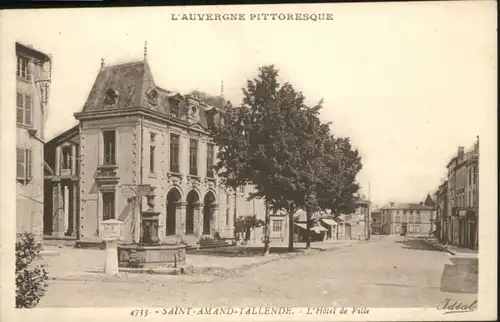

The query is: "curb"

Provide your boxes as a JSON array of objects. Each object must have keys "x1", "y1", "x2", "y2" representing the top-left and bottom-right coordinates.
[{"x1": 425, "y1": 240, "x2": 455, "y2": 255}]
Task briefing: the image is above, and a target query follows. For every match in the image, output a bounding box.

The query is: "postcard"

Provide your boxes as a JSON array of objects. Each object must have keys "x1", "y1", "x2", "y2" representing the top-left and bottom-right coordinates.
[{"x1": 0, "y1": 2, "x2": 497, "y2": 321}]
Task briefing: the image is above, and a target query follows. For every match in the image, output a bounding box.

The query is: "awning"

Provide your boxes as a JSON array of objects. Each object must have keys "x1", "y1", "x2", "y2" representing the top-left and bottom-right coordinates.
[
  {"x1": 312, "y1": 226, "x2": 328, "y2": 233},
  {"x1": 321, "y1": 218, "x2": 338, "y2": 226},
  {"x1": 294, "y1": 223, "x2": 328, "y2": 233},
  {"x1": 295, "y1": 223, "x2": 307, "y2": 230}
]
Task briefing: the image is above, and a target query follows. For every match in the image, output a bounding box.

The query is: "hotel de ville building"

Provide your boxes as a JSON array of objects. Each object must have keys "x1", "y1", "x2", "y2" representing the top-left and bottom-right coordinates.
[{"x1": 43, "y1": 48, "x2": 290, "y2": 247}]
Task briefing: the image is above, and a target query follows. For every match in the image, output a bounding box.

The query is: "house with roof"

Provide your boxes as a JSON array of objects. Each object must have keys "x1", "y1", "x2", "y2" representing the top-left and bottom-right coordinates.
[
  {"x1": 370, "y1": 208, "x2": 382, "y2": 235},
  {"x1": 379, "y1": 198, "x2": 436, "y2": 236},
  {"x1": 45, "y1": 47, "x2": 275, "y2": 248},
  {"x1": 16, "y1": 42, "x2": 52, "y2": 243}
]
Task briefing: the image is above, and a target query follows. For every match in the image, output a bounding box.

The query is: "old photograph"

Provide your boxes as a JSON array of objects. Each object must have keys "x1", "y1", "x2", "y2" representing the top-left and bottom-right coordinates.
[{"x1": 0, "y1": 2, "x2": 497, "y2": 321}]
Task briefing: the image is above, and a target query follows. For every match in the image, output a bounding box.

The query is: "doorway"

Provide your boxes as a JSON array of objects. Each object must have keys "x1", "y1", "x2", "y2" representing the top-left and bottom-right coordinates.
[{"x1": 166, "y1": 188, "x2": 181, "y2": 236}]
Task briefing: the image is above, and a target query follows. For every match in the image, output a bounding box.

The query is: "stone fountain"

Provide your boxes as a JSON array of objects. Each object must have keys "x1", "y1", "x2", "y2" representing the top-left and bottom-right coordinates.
[{"x1": 117, "y1": 188, "x2": 187, "y2": 270}]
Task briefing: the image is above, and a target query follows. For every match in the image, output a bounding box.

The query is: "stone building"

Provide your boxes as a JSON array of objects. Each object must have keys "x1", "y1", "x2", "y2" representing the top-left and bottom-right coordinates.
[
  {"x1": 379, "y1": 201, "x2": 435, "y2": 236},
  {"x1": 16, "y1": 42, "x2": 52, "y2": 243},
  {"x1": 434, "y1": 180, "x2": 448, "y2": 243},
  {"x1": 59, "y1": 53, "x2": 273, "y2": 247},
  {"x1": 370, "y1": 208, "x2": 382, "y2": 234},
  {"x1": 43, "y1": 125, "x2": 80, "y2": 239},
  {"x1": 444, "y1": 141, "x2": 479, "y2": 249}
]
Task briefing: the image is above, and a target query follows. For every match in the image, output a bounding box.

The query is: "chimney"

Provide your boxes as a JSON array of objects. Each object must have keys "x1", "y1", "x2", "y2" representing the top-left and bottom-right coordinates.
[{"x1": 458, "y1": 146, "x2": 465, "y2": 161}]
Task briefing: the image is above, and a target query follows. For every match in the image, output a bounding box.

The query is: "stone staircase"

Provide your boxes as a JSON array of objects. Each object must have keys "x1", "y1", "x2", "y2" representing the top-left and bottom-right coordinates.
[{"x1": 198, "y1": 235, "x2": 233, "y2": 249}]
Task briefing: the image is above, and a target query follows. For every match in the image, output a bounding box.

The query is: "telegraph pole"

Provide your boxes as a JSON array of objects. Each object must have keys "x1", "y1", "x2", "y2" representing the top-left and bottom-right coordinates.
[{"x1": 367, "y1": 182, "x2": 371, "y2": 240}]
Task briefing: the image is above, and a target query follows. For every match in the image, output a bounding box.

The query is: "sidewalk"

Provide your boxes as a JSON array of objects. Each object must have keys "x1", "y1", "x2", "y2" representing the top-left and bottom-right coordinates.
[
  {"x1": 40, "y1": 239, "x2": 355, "y2": 281},
  {"x1": 425, "y1": 238, "x2": 478, "y2": 258}
]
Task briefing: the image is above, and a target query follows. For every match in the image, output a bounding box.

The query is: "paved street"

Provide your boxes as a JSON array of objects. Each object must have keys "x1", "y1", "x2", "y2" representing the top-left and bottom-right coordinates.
[{"x1": 38, "y1": 235, "x2": 477, "y2": 308}]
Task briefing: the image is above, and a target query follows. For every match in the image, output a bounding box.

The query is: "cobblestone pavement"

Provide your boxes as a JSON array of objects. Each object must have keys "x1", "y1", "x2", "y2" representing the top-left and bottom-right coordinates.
[{"x1": 38, "y1": 235, "x2": 477, "y2": 308}]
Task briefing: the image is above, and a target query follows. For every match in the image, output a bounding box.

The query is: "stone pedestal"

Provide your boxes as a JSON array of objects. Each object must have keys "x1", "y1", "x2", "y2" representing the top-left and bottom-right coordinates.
[{"x1": 104, "y1": 240, "x2": 119, "y2": 275}]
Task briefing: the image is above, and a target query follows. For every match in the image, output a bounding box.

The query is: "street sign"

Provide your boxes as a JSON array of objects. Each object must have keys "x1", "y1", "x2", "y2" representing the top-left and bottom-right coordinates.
[{"x1": 99, "y1": 219, "x2": 123, "y2": 241}]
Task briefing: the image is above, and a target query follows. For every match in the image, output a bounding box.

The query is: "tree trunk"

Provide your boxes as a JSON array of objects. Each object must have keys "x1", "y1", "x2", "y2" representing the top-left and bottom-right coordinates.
[
  {"x1": 306, "y1": 211, "x2": 311, "y2": 249},
  {"x1": 288, "y1": 204, "x2": 295, "y2": 252},
  {"x1": 263, "y1": 200, "x2": 270, "y2": 256}
]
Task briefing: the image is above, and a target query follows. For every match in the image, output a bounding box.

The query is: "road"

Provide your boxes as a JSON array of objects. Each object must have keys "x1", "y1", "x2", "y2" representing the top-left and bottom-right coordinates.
[{"x1": 38, "y1": 235, "x2": 477, "y2": 308}]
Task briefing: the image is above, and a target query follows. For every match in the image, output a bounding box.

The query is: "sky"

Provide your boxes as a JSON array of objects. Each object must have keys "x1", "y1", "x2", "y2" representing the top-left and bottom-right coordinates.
[{"x1": 1, "y1": 2, "x2": 496, "y2": 206}]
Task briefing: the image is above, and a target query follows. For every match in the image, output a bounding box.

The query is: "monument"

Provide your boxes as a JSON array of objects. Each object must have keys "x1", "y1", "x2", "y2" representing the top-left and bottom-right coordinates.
[{"x1": 117, "y1": 185, "x2": 187, "y2": 270}]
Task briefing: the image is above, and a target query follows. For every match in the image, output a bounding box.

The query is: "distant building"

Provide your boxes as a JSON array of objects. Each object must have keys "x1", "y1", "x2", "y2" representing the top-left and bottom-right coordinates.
[
  {"x1": 379, "y1": 201, "x2": 435, "y2": 236},
  {"x1": 16, "y1": 42, "x2": 52, "y2": 243},
  {"x1": 346, "y1": 198, "x2": 370, "y2": 239},
  {"x1": 371, "y1": 208, "x2": 382, "y2": 234},
  {"x1": 444, "y1": 142, "x2": 479, "y2": 249},
  {"x1": 434, "y1": 180, "x2": 448, "y2": 243}
]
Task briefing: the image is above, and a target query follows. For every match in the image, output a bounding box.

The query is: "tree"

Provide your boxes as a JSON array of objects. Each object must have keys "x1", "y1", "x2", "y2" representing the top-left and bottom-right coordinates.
[
  {"x1": 234, "y1": 214, "x2": 265, "y2": 244},
  {"x1": 212, "y1": 65, "x2": 325, "y2": 253},
  {"x1": 318, "y1": 136, "x2": 363, "y2": 217},
  {"x1": 212, "y1": 65, "x2": 363, "y2": 252},
  {"x1": 15, "y1": 233, "x2": 49, "y2": 308}
]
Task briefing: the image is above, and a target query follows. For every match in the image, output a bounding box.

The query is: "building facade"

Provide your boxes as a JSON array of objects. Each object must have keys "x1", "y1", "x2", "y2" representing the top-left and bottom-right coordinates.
[
  {"x1": 43, "y1": 125, "x2": 80, "y2": 238},
  {"x1": 379, "y1": 202, "x2": 435, "y2": 236},
  {"x1": 66, "y1": 56, "x2": 276, "y2": 246},
  {"x1": 345, "y1": 199, "x2": 370, "y2": 239},
  {"x1": 16, "y1": 42, "x2": 52, "y2": 243},
  {"x1": 434, "y1": 180, "x2": 448, "y2": 243},
  {"x1": 370, "y1": 208, "x2": 382, "y2": 234},
  {"x1": 443, "y1": 142, "x2": 479, "y2": 249}
]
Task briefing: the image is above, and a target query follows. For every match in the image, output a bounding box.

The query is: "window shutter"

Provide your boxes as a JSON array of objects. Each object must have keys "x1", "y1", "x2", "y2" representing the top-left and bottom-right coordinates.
[
  {"x1": 26, "y1": 150, "x2": 32, "y2": 179},
  {"x1": 16, "y1": 93, "x2": 24, "y2": 123},
  {"x1": 25, "y1": 95, "x2": 32, "y2": 125},
  {"x1": 16, "y1": 148, "x2": 25, "y2": 179},
  {"x1": 17, "y1": 107, "x2": 24, "y2": 124},
  {"x1": 16, "y1": 93, "x2": 23, "y2": 107}
]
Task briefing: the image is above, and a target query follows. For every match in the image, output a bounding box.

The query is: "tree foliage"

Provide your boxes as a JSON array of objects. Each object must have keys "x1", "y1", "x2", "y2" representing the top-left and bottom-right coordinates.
[
  {"x1": 15, "y1": 233, "x2": 49, "y2": 308},
  {"x1": 234, "y1": 214, "x2": 265, "y2": 243},
  {"x1": 211, "y1": 65, "x2": 363, "y2": 251}
]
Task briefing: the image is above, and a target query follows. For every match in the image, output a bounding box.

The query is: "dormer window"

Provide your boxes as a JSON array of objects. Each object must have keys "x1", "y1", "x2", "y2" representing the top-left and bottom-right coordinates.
[
  {"x1": 147, "y1": 89, "x2": 158, "y2": 106},
  {"x1": 104, "y1": 89, "x2": 119, "y2": 105},
  {"x1": 170, "y1": 100, "x2": 179, "y2": 118}
]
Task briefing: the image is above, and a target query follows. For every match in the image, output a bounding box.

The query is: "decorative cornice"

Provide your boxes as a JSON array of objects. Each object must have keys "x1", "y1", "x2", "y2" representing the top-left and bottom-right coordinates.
[{"x1": 74, "y1": 106, "x2": 211, "y2": 135}]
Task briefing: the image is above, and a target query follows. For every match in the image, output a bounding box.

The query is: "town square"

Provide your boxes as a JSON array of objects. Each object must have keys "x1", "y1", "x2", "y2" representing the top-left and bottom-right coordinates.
[{"x1": 1, "y1": 3, "x2": 496, "y2": 321}]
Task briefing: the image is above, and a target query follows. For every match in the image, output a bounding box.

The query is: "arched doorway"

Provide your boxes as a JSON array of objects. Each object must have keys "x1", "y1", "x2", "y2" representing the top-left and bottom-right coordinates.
[
  {"x1": 203, "y1": 191, "x2": 217, "y2": 235},
  {"x1": 186, "y1": 190, "x2": 199, "y2": 235},
  {"x1": 166, "y1": 188, "x2": 181, "y2": 236}
]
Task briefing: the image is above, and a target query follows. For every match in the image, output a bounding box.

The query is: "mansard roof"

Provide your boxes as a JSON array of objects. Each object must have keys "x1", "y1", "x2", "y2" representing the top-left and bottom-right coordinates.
[
  {"x1": 81, "y1": 61, "x2": 155, "y2": 113},
  {"x1": 78, "y1": 60, "x2": 228, "y2": 130}
]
